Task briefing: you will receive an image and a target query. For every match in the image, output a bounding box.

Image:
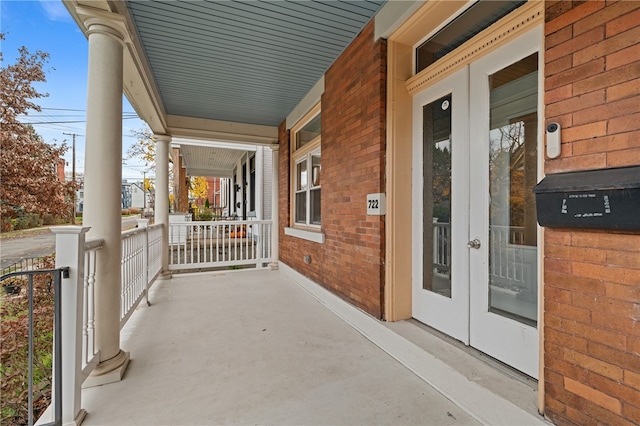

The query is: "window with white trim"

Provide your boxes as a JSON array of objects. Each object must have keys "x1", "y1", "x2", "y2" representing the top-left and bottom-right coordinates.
[{"x1": 291, "y1": 105, "x2": 321, "y2": 227}]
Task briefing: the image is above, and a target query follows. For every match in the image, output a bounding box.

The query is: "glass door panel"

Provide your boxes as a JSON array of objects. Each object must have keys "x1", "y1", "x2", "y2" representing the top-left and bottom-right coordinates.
[
  {"x1": 488, "y1": 54, "x2": 538, "y2": 326},
  {"x1": 423, "y1": 95, "x2": 452, "y2": 297}
]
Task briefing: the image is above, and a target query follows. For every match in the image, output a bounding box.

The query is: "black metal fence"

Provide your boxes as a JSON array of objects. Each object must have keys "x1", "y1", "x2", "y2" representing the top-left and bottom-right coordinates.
[
  {"x1": 1, "y1": 266, "x2": 67, "y2": 426},
  {"x1": 1, "y1": 257, "x2": 50, "y2": 282}
]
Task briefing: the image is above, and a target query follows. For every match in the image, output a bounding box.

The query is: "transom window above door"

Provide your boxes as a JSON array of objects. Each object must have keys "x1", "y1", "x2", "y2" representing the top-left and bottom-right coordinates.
[{"x1": 415, "y1": 0, "x2": 526, "y2": 73}]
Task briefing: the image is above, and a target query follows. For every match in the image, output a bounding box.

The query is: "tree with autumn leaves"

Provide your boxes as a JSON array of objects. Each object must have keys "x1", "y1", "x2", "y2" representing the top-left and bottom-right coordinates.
[{"x1": 0, "y1": 34, "x2": 76, "y2": 226}]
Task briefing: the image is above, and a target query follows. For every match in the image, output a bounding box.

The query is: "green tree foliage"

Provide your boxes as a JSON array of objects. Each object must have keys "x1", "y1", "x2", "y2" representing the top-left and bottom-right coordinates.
[{"x1": 0, "y1": 34, "x2": 76, "y2": 220}]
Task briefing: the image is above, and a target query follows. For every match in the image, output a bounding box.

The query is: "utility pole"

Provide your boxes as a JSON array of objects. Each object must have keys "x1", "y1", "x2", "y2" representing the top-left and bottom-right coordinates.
[
  {"x1": 143, "y1": 170, "x2": 147, "y2": 218},
  {"x1": 63, "y1": 133, "x2": 77, "y2": 224}
]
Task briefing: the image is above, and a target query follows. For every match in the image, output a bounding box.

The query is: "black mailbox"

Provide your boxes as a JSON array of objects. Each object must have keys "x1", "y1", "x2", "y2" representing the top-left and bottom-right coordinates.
[{"x1": 532, "y1": 166, "x2": 640, "y2": 231}]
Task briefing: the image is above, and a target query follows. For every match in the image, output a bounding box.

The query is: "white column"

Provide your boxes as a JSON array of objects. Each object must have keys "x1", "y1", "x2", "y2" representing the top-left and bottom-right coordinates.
[
  {"x1": 51, "y1": 226, "x2": 90, "y2": 426},
  {"x1": 269, "y1": 144, "x2": 279, "y2": 270},
  {"x1": 154, "y1": 134, "x2": 171, "y2": 275},
  {"x1": 81, "y1": 18, "x2": 129, "y2": 384}
]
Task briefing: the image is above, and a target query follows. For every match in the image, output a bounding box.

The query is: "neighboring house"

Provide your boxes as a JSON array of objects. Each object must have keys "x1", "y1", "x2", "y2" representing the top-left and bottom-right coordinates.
[
  {"x1": 76, "y1": 188, "x2": 83, "y2": 213},
  {"x1": 204, "y1": 177, "x2": 226, "y2": 212},
  {"x1": 80, "y1": 182, "x2": 141, "y2": 211},
  {"x1": 121, "y1": 182, "x2": 131, "y2": 210},
  {"x1": 128, "y1": 182, "x2": 146, "y2": 210},
  {"x1": 65, "y1": 1, "x2": 640, "y2": 425}
]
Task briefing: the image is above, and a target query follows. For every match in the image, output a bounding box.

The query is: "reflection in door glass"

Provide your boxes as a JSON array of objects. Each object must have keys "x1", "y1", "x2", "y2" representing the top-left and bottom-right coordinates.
[
  {"x1": 423, "y1": 95, "x2": 452, "y2": 297},
  {"x1": 488, "y1": 53, "x2": 538, "y2": 326}
]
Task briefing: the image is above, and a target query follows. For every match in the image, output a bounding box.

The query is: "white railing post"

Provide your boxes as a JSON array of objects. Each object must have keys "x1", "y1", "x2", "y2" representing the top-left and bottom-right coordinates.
[
  {"x1": 136, "y1": 219, "x2": 150, "y2": 305},
  {"x1": 51, "y1": 226, "x2": 90, "y2": 426}
]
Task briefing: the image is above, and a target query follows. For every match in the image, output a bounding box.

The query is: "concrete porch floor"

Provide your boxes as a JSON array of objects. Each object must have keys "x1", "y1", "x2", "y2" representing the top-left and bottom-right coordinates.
[{"x1": 81, "y1": 268, "x2": 548, "y2": 425}]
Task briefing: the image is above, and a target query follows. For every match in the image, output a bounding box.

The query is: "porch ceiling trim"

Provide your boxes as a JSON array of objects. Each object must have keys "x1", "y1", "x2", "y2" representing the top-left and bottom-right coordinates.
[
  {"x1": 166, "y1": 115, "x2": 278, "y2": 145},
  {"x1": 186, "y1": 168, "x2": 234, "y2": 178}
]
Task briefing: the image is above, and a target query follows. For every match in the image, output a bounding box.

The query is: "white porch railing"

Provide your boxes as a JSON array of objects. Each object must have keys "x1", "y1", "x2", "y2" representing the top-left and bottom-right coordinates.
[
  {"x1": 47, "y1": 223, "x2": 165, "y2": 425},
  {"x1": 81, "y1": 239, "x2": 102, "y2": 377},
  {"x1": 169, "y1": 220, "x2": 272, "y2": 270},
  {"x1": 120, "y1": 222, "x2": 163, "y2": 328}
]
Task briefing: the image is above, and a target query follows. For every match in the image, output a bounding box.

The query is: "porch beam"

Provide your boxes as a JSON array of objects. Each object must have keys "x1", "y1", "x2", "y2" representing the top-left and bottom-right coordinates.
[
  {"x1": 184, "y1": 168, "x2": 234, "y2": 178},
  {"x1": 166, "y1": 114, "x2": 278, "y2": 146},
  {"x1": 81, "y1": 12, "x2": 130, "y2": 385}
]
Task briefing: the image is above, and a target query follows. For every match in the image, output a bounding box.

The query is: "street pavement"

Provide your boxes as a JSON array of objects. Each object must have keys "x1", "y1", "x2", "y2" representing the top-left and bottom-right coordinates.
[{"x1": 0, "y1": 216, "x2": 141, "y2": 269}]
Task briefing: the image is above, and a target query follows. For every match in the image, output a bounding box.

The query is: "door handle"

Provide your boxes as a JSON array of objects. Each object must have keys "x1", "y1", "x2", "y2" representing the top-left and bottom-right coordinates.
[{"x1": 467, "y1": 238, "x2": 481, "y2": 249}]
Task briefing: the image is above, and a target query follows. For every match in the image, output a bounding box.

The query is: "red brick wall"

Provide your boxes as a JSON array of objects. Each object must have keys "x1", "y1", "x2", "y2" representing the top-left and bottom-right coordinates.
[
  {"x1": 173, "y1": 148, "x2": 189, "y2": 212},
  {"x1": 544, "y1": 2, "x2": 640, "y2": 425},
  {"x1": 279, "y1": 21, "x2": 387, "y2": 318}
]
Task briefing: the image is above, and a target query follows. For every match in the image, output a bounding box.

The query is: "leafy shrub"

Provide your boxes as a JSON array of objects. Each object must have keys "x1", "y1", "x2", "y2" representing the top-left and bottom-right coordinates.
[
  {"x1": 27, "y1": 214, "x2": 41, "y2": 228},
  {"x1": 129, "y1": 208, "x2": 141, "y2": 215},
  {"x1": 41, "y1": 214, "x2": 55, "y2": 226},
  {"x1": 1, "y1": 255, "x2": 56, "y2": 425},
  {"x1": 13, "y1": 216, "x2": 29, "y2": 231},
  {"x1": 11, "y1": 214, "x2": 42, "y2": 231},
  {"x1": 197, "y1": 209, "x2": 213, "y2": 221}
]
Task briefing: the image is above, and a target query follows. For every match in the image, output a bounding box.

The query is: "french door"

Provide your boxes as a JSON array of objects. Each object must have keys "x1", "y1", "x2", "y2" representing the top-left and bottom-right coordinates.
[{"x1": 412, "y1": 28, "x2": 541, "y2": 378}]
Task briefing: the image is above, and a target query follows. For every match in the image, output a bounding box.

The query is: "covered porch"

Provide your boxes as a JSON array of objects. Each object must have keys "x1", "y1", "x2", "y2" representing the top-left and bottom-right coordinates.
[
  {"x1": 78, "y1": 268, "x2": 542, "y2": 425},
  {"x1": 48, "y1": 1, "x2": 550, "y2": 425}
]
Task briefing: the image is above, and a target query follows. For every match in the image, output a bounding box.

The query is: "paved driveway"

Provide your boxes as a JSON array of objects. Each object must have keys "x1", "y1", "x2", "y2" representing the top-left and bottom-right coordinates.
[
  {"x1": 0, "y1": 217, "x2": 141, "y2": 269},
  {"x1": 0, "y1": 229, "x2": 55, "y2": 269}
]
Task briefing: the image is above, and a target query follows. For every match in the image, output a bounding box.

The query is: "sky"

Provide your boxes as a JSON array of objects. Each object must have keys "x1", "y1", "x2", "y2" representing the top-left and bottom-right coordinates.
[{"x1": 1, "y1": 0, "x2": 149, "y2": 180}]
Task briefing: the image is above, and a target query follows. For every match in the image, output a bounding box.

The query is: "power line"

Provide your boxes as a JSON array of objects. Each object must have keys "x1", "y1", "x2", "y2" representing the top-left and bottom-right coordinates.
[
  {"x1": 41, "y1": 107, "x2": 138, "y2": 114},
  {"x1": 21, "y1": 117, "x2": 140, "y2": 124}
]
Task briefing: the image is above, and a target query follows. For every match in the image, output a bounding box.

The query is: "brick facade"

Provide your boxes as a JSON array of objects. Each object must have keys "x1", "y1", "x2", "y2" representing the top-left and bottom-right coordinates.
[
  {"x1": 279, "y1": 21, "x2": 387, "y2": 318},
  {"x1": 544, "y1": 2, "x2": 640, "y2": 424},
  {"x1": 173, "y1": 148, "x2": 189, "y2": 213}
]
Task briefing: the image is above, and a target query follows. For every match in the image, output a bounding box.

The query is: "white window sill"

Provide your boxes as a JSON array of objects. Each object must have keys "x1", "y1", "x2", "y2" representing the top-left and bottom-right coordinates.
[{"x1": 284, "y1": 227, "x2": 325, "y2": 244}]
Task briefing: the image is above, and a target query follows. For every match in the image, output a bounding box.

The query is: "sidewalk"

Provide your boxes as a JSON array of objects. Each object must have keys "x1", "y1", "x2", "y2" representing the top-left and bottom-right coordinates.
[{"x1": 79, "y1": 268, "x2": 548, "y2": 425}]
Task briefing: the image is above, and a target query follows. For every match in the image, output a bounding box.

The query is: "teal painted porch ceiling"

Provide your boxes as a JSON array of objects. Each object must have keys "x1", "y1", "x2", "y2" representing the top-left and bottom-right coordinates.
[{"x1": 126, "y1": 0, "x2": 386, "y2": 127}]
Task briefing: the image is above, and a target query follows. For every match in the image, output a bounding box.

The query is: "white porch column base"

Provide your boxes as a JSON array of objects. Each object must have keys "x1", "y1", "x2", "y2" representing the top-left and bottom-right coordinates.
[
  {"x1": 156, "y1": 271, "x2": 173, "y2": 280},
  {"x1": 269, "y1": 144, "x2": 279, "y2": 270},
  {"x1": 70, "y1": 409, "x2": 88, "y2": 426},
  {"x1": 83, "y1": 350, "x2": 130, "y2": 388}
]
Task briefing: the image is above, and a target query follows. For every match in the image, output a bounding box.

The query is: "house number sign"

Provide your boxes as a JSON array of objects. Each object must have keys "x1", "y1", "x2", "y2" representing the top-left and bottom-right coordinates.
[{"x1": 366, "y1": 193, "x2": 386, "y2": 216}]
